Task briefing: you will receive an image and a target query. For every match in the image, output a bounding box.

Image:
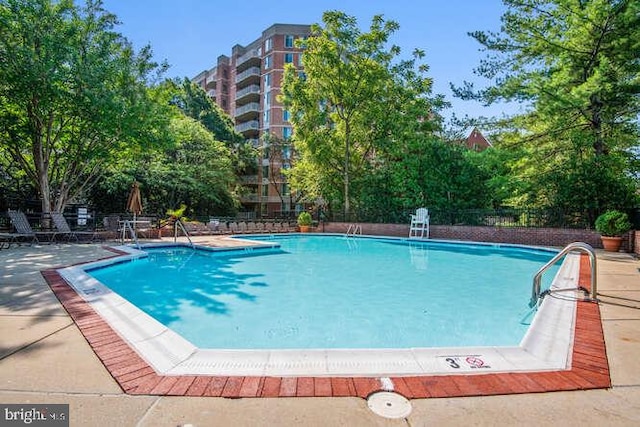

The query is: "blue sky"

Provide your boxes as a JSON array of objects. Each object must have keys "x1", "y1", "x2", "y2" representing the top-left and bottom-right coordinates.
[{"x1": 101, "y1": 0, "x2": 519, "y2": 120}]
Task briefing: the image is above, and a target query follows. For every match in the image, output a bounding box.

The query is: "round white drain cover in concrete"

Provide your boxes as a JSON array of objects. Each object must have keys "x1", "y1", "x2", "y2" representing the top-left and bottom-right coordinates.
[{"x1": 367, "y1": 392, "x2": 412, "y2": 418}]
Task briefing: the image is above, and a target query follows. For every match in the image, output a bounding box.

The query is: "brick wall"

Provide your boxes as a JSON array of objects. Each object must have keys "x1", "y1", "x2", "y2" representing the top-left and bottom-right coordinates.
[
  {"x1": 320, "y1": 222, "x2": 637, "y2": 252},
  {"x1": 634, "y1": 230, "x2": 640, "y2": 256}
]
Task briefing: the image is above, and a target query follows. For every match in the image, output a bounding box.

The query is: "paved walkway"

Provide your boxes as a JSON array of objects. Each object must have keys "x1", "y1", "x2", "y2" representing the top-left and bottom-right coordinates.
[{"x1": 1, "y1": 237, "x2": 639, "y2": 426}]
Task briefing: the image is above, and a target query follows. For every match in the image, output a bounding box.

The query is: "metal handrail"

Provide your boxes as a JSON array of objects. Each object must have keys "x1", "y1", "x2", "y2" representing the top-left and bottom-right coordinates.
[
  {"x1": 530, "y1": 242, "x2": 597, "y2": 307},
  {"x1": 120, "y1": 220, "x2": 140, "y2": 249},
  {"x1": 346, "y1": 224, "x2": 362, "y2": 237},
  {"x1": 174, "y1": 219, "x2": 194, "y2": 247}
]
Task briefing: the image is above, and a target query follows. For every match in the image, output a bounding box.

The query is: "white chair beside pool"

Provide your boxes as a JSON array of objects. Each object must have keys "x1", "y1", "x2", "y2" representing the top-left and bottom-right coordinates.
[{"x1": 409, "y1": 207, "x2": 429, "y2": 239}]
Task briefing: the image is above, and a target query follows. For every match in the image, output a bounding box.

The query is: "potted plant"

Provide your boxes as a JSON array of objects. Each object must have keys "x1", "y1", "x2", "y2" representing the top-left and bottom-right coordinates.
[
  {"x1": 595, "y1": 210, "x2": 631, "y2": 252},
  {"x1": 297, "y1": 211, "x2": 313, "y2": 233},
  {"x1": 157, "y1": 204, "x2": 188, "y2": 237}
]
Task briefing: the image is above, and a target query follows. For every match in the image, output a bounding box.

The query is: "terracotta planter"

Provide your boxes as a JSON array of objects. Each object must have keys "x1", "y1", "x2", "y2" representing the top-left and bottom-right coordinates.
[
  {"x1": 299, "y1": 225, "x2": 311, "y2": 233},
  {"x1": 601, "y1": 236, "x2": 623, "y2": 252}
]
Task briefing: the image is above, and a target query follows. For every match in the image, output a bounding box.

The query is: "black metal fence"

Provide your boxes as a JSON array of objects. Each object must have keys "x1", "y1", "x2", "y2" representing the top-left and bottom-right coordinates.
[
  {"x1": 325, "y1": 207, "x2": 640, "y2": 230},
  {"x1": 2, "y1": 207, "x2": 639, "y2": 232}
]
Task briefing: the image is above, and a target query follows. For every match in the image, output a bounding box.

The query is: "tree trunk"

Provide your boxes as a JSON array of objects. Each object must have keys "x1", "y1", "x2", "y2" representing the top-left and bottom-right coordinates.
[
  {"x1": 37, "y1": 169, "x2": 51, "y2": 214},
  {"x1": 590, "y1": 93, "x2": 607, "y2": 156},
  {"x1": 344, "y1": 123, "x2": 350, "y2": 220},
  {"x1": 30, "y1": 111, "x2": 52, "y2": 214}
]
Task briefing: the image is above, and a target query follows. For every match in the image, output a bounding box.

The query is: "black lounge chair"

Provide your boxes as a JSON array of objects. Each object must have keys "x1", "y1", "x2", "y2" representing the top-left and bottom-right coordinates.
[
  {"x1": 6, "y1": 210, "x2": 49, "y2": 245},
  {"x1": 50, "y1": 212, "x2": 100, "y2": 242}
]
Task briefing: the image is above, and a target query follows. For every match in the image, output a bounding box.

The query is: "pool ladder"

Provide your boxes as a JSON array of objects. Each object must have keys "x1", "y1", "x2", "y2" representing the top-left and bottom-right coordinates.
[
  {"x1": 120, "y1": 220, "x2": 141, "y2": 249},
  {"x1": 530, "y1": 242, "x2": 597, "y2": 308},
  {"x1": 173, "y1": 219, "x2": 194, "y2": 247},
  {"x1": 345, "y1": 224, "x2": 362, "y2": 237}
]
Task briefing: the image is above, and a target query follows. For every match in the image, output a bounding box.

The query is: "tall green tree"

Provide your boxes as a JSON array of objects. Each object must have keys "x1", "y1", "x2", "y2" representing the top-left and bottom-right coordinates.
[
  {"x1": 454, "y1": 0, "x2": 640, "y2": 216},
  {"x1": 356, "y1": 138, "x2": 492, "y2": 222},
  {"x1": 165, "y1": 77, "x2": 257, "y2": 177},
  {"x1": 92, "y1": 80, "x2": 240, "y2": 216},
  {"x1": 260, "y1": 132, "x2": 301, "y2": 213},
  {"x1": 93, "y1": 114, "x2": 238, "y2": 217},
  {"x1": 0, "y1": 0, "x2": 168, "y2": 213},
  {"x1": 281, "y1": 11, "x2": 443, "y2": 218},
  {"x1": 167, "y1": 77, "x2": 242, "y2": 144}
]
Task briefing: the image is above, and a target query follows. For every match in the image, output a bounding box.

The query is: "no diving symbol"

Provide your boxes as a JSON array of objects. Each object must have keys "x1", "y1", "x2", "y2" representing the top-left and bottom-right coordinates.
[
  {"x1": 466, "y1": 356, "x2": 490, "y2": 369},
  {"x1": 442, "y1": 355, "x2": 492, "y2": 370}
]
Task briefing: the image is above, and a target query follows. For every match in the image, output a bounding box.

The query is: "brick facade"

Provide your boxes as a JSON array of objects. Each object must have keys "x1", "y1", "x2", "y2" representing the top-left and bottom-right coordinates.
[
  {"x1": 321, "y1": 222, "x2": 637, "y2": 252},
  {"x1": 192, "y1": 24, "x2": 311, "y2": 218}
]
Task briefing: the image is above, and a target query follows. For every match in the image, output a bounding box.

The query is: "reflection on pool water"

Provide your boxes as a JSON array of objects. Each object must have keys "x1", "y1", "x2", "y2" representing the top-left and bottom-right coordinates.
[{"x1": 88, "y1": 236, "x2": 560, "y2": 349}]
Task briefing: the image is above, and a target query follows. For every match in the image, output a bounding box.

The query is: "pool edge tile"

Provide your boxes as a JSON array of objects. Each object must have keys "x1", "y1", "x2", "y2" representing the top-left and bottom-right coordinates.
[{"x1": 41, "y1": 249, "x2": 610, "y2": 399}]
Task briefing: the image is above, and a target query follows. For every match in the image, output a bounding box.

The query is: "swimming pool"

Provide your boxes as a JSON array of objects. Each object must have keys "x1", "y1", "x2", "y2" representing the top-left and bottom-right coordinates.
[
  {"x1": 88, "y1": 236, "x2": 559, "y2": 350},
  {"x1": 58, "y1": 235, "x2": 581, "y2": 376}
]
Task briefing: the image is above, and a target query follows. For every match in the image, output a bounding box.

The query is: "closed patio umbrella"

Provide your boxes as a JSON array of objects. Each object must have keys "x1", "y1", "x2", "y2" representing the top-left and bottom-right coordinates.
[{"x1": 126, "y1": 181, "x2": 143, "y2": 226}]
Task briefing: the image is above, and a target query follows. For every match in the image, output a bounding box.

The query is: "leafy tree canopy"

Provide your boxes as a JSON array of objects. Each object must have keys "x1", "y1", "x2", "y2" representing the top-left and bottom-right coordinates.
[
  {"x1": 281, "y1": 11, "x2": 446, "y2": 218},
  {"x1": 92, "y1": 82, "x2": 240, "y2": 217},
  {"x1": 160, "y1": 77, "x2": 258, "y2": 177},
  {"x1": 0, "y1": 0, "x2": 170, "y2": 213},
  {"x1": 164, "y1": 77, "x2": 243, "y2": 144},
  {"x1": 453, "y1": 0, "x2": 640, "y2": 216}
]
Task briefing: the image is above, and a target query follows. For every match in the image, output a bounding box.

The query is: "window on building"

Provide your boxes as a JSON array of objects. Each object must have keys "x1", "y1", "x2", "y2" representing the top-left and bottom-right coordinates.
[
  {"x1": 262, "y1": 165, "x2": 269, "y2": 180},
  {"x1": 284, "y1": 53, "x2": 294, "y2": 64},
  {"x1": 223, "y1": 69, "x2": 228, "y2": 78},
  {"x1": 283, "y1": 109, "x2": 290, "y2": 122},
  {"x1": 283, "y1": 127, "x2": 292, "y2": 139},
  {"x1": 264, "y1": 55, "x2": 272, "y2": 69},
  {"x1": 285, "y1": 35, "x2": 294, "y2": 48},
  {"x1": 282, "y1": 146, "x2": 291, "y2": 160},
  {"x1": 298, "y1": 53, "x2": 303, "y2": 66},
  {"x1": 263, "y1": 146, "x2": 270, "y2": 159},
  {"x1": 262, "y1": 184, "x2": 269, "y2": 197},
  {"x1": 222, "y1": 82, "x2": 228, "y2": 94},
  {"x1": 264, "y1": 91, "x2": 271, "y2": 107},
  {"x1": 298, "y1": 71, "x2": 307, "y2": 81},
  {"x1": 265, "y1": 37, "x2": 273, "y2": 52},
  {"x1": 263, "y1": 110, "x2": 270, "y2": 126},
  {"x1": 264, "y1": 73, "x2": 271, "y2": 88},
  {"x1": 282, "y1": 183, "x2": 290, "y2": 195}
]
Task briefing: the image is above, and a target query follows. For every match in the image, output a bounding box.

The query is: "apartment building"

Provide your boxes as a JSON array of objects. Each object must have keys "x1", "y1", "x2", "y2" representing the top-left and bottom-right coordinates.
[{"x1": 192, "y1": 24, "x2": 311, "y2": 217}]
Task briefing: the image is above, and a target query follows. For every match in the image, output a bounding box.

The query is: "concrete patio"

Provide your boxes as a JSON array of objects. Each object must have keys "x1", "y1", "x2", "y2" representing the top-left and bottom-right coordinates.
[{"x1": 1, "y1": 237, "x2": 639, "y2": 426}]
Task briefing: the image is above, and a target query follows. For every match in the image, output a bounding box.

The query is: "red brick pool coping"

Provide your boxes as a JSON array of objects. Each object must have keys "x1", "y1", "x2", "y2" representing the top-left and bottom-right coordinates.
[{"x1": 42, "y1": 250, "x2": 610, "y2": 399}]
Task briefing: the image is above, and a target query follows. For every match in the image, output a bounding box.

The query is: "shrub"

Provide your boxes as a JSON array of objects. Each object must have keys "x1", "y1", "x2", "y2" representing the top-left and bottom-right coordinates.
[
  {"x1": 297, "y1": 211, "x2": 312, "y2": 226},
  {"x1": 595, "y1": 210, "x2": 631, "y2": 236}
]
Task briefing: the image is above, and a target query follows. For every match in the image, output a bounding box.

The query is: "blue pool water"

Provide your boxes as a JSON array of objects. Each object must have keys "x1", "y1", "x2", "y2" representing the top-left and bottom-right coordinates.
[{"x1": 88, "y1": 236, "x2": 559, "y2": 349}]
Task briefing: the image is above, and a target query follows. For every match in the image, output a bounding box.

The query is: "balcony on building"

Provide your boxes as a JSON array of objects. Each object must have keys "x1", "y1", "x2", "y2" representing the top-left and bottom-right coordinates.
[
  {"x1": 239, "y1": 194, "x2": 286, "y2": 204},
  {"x1": 240, "y1": 193, "x2": 259, "y2": 203},
  {"x1": 205, "y1": 79, "x2": 216, "y2": 90},
  {"x1": 240, "y1": 175, "x2": 259, "y2": 184},
  {"x1": 234, "y1": 84, "x2": 260, "y2": 104},
  {"x1": 235, "y1": 66, "x2": 261, "y2": 86},
  {"x1": 236, "y1": 49, "x2": 261, "y2": 72},
  {"x1": 207, "y1": 89, "x2": 217, "y2": 99},
  {"x1": 235, "y1": 120, "x2": 260, "y2": 136},
  {"x1": 235, "y1": 102, "x2": 260, "y2": 121}
]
